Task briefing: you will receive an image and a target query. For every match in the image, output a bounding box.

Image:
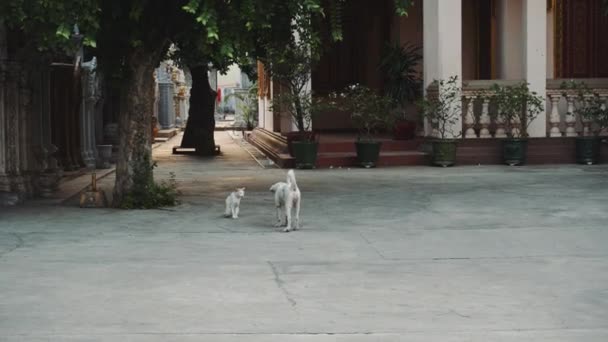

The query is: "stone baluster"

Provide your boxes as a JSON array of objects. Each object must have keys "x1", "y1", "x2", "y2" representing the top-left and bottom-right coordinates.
[
  {"x1": 431, "y1": 118, "x2": 439, "y2": 138},
  {"x1": 463, "y1": 94, "x2": 477, "y2": 138},
  {"x1": 495, "y1": 110, "x2": 507, "y2": 138},
  {"x1": 564, "y1": 94, "x2": 577, "y2": 137},
  {"x1": 548, "y1": 92, "x2": 562, "y2": 137},
  {"x1": 479, "y1": 96, "x2": 491, "y2": 138},
  {"x1": 581, "y1": 94, "x2": 594, "y2": 136},
  {"x1": 600, "y1": 94, "x2": 608, "y2": 110},
  {"x1": 495, "y1": 119, "x2": 506, "y2": 138},
  {"x1": 80, "y1": 60, "x2": 97, "y2": 168}
]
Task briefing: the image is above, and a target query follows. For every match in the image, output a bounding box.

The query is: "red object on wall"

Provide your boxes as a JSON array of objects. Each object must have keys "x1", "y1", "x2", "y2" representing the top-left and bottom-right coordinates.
[{"x1": 216, "y1": 88, "x2": 222, "y2": 103}]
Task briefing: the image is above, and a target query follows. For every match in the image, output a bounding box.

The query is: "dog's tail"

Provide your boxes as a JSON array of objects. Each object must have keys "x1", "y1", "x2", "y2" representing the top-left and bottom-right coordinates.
[{"x1": 286, "y1": 169, "x2": 298, "y2": 191}]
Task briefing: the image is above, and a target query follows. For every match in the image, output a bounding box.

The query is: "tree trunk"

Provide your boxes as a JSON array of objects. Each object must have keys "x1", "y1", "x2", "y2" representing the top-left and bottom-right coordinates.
[
  {"x1": 113, "y1": 54, "x2": 156, "y2": 206},
  {"x1": 181, "y1": 65, "x2": 218, "y2": 155},
  {"x1": 294, "y1": 94, "x2": 305, "y2": 132}
]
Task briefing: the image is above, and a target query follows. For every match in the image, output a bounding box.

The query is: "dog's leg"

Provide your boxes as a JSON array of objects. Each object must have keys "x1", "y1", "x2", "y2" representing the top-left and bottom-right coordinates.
[
  {"x1": 283, "y1": 202, "x2": 293, "y2": 232},
  {"x1": 274, "y1": 206, "x2": 283, "y2": 227},
  {"x1": 293, "y1": 199, "x2": 300, "y2": 230},
  {"x1": 224, "y1": 199, "x2": 231, "y2": 218}
]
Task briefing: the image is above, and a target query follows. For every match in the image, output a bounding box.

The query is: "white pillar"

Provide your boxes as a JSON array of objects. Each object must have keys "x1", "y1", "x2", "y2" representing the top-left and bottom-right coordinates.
[
  {"x1": 496, "y1": 0, "x2": 524, "y2": 79},
  {"x1": 259, "y1": 80, "x2": 274, "y2": 132},
  {"x1": 523, "y1": 0, "x2": 547, "y2": 137},
  {"x1": 257, "y1": 96, "x2": 265, "y2": 129},
  {"x1": 423, "y1": 0, "x2": 463, "y2": 138}
]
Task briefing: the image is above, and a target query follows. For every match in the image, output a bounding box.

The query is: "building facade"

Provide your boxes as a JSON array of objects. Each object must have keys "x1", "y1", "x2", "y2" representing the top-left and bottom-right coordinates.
[{"x1": 257, "y1": 0, "x2": 608, "y2": 139}]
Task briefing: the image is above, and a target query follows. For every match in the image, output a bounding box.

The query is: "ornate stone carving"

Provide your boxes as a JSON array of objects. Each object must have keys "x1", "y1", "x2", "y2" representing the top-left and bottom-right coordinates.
[{"x1": 80, "y1": 57, "x2": 102, "y2": 168}]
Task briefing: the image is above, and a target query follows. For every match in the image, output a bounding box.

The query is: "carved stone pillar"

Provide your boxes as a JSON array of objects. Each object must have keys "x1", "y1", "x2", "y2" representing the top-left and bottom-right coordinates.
[
  {"x1": 30, "y1": 66, "x2": 62, "y2": 197},
  {"x1": 156, "y1": 63, "x2": 175, "y2": 129},
  {"x1": 80, "y1": 57, "x2": 101, "y2": 169},
  {"x1": 0, "y1": 61, "x2": 28, "y2": 204}
]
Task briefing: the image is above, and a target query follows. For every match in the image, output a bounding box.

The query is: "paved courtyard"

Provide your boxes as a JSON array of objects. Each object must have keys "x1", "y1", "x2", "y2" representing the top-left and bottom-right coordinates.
[{"x1": 1, "y1": 132, "x2": 608, "y2": 341}]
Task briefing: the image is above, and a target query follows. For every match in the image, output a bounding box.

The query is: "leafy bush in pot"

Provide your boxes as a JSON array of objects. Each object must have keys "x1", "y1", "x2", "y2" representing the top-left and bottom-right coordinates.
[
  {"x1": 329, "y1": 84, "x2": 396, "y2": 142},
  {"x1": 490, "y1": 82, "x2": 544, "y2": 138},
  {"x1": 560, "y1": 80, "x2": 608, "y2": 136},
  {"x1": 417, "y1": 76, "x2": 462, "y2": 139}
]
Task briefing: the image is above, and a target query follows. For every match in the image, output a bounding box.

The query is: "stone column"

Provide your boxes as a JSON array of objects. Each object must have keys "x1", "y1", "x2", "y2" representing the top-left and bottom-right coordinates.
[
  {"x1": 156, "y1": 63, "x2": 175, "y2": 130},
  {"x1": 257, "y1": 96, "x2": 265, "y2": 129},
  {"x1": 180, "y1": 86, "x2": 189, "y2": 124},
  {"x1": 0, "y1": 21, "x2": 7, "y2": 180},
  {"x1": 80, "y1": 57, "x2": 100, "y2": 168},
  {"x1": 423, "y1": 0, "x2": 463, "y2": 138},
  {"x1": 0, "y1": 75, "x2": 6, "y2": 195},
  {"x1": 158, "y1": 83, "x2": 175, "y2": 129},
  {"x1": 0, "y1": 61, "x2": 28, "y2": 204},
  {"x1": 266, "y1": 82, "x2": 275, "y2": 132},
  {"x1": 496, "y1": 0, "x2": 524, "y2": 79},
  {"x1": 523, "y1": 0, "x2": 547, "y2": 137},
  {"x1": 33, "y1": 67, "x2": 62, "y2": 197}
]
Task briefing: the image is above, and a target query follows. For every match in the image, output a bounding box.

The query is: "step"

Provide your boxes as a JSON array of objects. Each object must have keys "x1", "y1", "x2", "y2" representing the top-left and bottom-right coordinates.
[
  {"x1": 154, "y1": 137, "x2": 169, "y2": 143},
  {"x1": 157, "y1": 128, "x2": 178, "y2": 138},
  {"x1": 317, "y1": 151, "x2": 428, "y2": 168},
  {"x1": 317, "y1": 139, "x2": 422, "y2": 153}
]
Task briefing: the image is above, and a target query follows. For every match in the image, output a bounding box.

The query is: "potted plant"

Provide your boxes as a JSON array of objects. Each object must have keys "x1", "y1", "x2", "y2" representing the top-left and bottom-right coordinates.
[
  {"x1": 225, "y1": 83, "x2": 259, "y2": 131},
  {"x1": 273, "y1": 89, "x2": 329, "y2": 168},
  {"x1": 561, "y1": 81, "x2": 608, "y2": 164},
  {"x1": 266, "y1": 18, "x2": 325, "y2": 169},
  {"x1": 378, "y1": 42, "x2": 422, "y2": 140},
  {"x1": 490, "y1": 82, "x2": 544, "y2": 166},
  {"x1": 329, "y1": 84, "x2": 395, "y2": 168},
  {"x1": 417, "y1": 76, "x2": 462, "y2": 167}
]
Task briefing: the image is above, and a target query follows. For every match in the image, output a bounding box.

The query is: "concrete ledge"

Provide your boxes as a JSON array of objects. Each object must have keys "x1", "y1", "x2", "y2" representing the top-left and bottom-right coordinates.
[
  {"x1": 157, "y1": 128, "x2": 178, "y2": 139},
  {"x1": 172, "y1": 145, "x2": 221, "y2": 155}
]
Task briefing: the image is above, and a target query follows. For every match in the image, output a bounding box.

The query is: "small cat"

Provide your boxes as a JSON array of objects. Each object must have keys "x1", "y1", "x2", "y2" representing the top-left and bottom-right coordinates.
[{"x1": 224, "y1": 187, "x2": 246, "y2": 219}]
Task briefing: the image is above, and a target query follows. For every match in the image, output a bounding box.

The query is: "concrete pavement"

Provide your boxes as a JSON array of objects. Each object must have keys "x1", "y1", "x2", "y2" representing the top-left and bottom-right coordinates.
[{"x1": 1, "y1": 132, "x2": 607, "y2": 341}]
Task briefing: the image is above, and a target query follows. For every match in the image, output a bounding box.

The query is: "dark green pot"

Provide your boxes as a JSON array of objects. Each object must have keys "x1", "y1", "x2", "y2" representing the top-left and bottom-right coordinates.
[
  {"x1": 431, "y1": 140, "x2": 457, "y2": 167},
  {"x1": 503, "y1": 139, "x2": 528, "y2": 166},
  {"x1": 576, "y1": 136, "x2": 601, "y2": 165},
  {"x1": 355, "y1": 141, "x2": 382, "y2": 168},
  {"x1": 292, "y1": 141, "x2": 318, "y2": 169}
]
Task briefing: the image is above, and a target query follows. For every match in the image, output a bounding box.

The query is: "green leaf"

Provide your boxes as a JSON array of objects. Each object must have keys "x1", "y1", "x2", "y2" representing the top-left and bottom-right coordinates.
[
  {"x1": 83, "y1": 37, "x2": 97, "y2": 48},
  {"x1": 55, "y1": 24, "x2": 70, "y2": 39}
]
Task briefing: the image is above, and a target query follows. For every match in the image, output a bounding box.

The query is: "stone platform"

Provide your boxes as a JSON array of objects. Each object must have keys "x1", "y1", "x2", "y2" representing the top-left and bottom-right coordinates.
[{"x1": 247, "y1": 128, "x2": 608, "y2": 168}]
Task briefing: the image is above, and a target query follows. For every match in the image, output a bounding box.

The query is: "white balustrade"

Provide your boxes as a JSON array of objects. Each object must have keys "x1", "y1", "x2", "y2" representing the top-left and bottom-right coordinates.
[
  {"x1": 546, "y1": 79, "x2": 608, "y2": 138},
  {"x1": 458, "y1": 79, "x2": 608, "y2": 139}
]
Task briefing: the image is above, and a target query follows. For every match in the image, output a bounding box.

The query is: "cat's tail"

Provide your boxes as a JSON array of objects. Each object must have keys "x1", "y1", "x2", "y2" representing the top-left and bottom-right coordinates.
[{"x1": 286, "y1": 169, "x2": 298, "y2": 191}]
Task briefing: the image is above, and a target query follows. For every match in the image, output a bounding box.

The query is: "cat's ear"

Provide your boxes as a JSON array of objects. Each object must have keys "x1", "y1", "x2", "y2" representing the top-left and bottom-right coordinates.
[{"x1": 241, "y1": 187, "x2": 246, "y2": 191}]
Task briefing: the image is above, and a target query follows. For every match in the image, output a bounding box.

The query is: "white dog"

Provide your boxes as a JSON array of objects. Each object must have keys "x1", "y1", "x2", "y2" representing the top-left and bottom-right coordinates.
[
  {"x1": 269, "y1": 170, "x2": 301, "y2": 232},
  {"x1": 225, "y1": 187, "x2": 246, "y2": 219}
]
